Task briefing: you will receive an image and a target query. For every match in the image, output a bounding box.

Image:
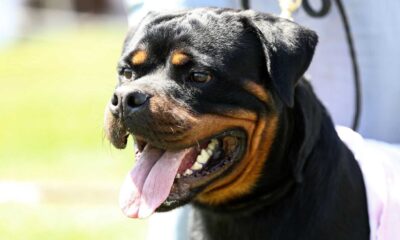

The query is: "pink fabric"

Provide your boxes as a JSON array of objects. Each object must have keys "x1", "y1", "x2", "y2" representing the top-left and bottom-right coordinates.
[{"x1": 336, "y1": 126, "x2": 400, "y2": 240}]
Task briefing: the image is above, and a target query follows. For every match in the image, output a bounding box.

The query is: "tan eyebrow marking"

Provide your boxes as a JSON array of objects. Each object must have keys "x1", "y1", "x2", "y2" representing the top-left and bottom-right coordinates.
[
  {"x1": 171, "y1": 51, "x2": 190, "y2": 65},
  {"x1": 131, "y1": 50, "x2": 148, "y2": 65}
]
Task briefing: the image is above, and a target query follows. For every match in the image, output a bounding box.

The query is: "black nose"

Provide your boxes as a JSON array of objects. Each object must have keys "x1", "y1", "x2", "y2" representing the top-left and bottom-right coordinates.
[{"x1": 109, "y1": 89, "x2": 150, "y2": 117}]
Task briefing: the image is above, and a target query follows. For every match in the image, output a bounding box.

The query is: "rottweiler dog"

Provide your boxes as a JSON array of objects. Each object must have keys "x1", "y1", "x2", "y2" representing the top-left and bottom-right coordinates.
[{"x1": 104, "y1": 8, "x2": 369, "y2": 240}]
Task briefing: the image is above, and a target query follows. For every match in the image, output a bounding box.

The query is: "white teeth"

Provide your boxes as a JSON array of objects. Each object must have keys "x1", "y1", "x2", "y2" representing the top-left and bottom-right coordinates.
[
  {"x1": 183, "y1": 169, "x2": 193, "y2": 176},
  {"x1": 201, "y1": 149, "x2": 210, "y2": 156},
  {"x1": 195, "y1": 139, "x2": 218, "y2": 165},
  {"x1": 191, "y1": 162, "x2": 203, "y2": 171},
  {"x1": 209, "y1": 139, "x2": 218, "y2": 149},
  {"x1": 179, "y1": 138, "x2": 219, "y2": 178},
  {"x1": 197, "y1": 149, "x2": 210, "y2": 164},
  {"x1": 196, "y1": 139, "x2": 219, "y2": 165}
]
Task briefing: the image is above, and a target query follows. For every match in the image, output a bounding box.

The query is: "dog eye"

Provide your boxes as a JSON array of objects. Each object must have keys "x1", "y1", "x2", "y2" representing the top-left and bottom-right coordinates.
[
  {"x1": 122, "y1": 68, "x2": 133, "y2": 80},
  {"x1": 190, "y1": 72, "x2": 211, "y2": 83}
]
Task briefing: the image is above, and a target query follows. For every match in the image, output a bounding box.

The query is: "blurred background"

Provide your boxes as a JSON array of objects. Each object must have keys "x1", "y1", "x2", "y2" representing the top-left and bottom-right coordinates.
[
  {"x1": 0, "y1": 0, "x2": 147, "y2": 239},
  {"x1": 0, "y1": 0, "x2": 399, "y2": 239}
]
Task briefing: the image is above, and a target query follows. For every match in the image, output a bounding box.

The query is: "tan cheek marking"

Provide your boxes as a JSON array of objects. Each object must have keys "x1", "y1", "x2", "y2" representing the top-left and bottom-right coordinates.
[
  {"x1": 171, "y1": 51, "x2": 190, "y2": 65},
  {"x1": 217, "y1": 109, "x2": 258, "y2": 122},
  {"x1": 196, "y1": 114, "x2": 278, "y2": 205},
  {"x1": 131, "y1": 50, "x2": 148, "y2": 65},
  {"x1": 193, "y1": 83, "x2": 277, "y2": 205},
  {"x1": 169, "y1": 113, "x2": 256, "y2": 148},
  {"x1": 243, "y1": 81, "x2": 271, "y2": 104},
  {"x1": 146, "y1": 96, "x2": 195, "y2": 134}
]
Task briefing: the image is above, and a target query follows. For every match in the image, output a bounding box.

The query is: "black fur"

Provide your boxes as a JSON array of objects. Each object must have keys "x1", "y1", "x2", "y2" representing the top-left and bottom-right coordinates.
[
  {"x1": 191, "y1": 80, "x2": 369, "y2": 240},
  {"x1": 115, "y1": 8, "x2": 369, "y2": 240}
]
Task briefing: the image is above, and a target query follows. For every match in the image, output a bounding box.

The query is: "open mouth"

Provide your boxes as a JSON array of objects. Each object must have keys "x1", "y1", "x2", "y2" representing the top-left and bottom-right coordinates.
[{"x1": 119, "y1": 129, "x2": 246, "y2": 218}]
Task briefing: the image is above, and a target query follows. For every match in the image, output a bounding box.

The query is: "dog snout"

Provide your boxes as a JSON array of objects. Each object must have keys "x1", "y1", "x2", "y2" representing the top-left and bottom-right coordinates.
[{"x1": 109, "y1": 87, "x2": 150, "y2": 117}]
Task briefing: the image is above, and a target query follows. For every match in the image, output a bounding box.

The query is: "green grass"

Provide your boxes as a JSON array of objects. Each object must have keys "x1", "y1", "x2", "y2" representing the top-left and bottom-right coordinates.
[
  {"x1": 0, "y1": 203, "x2": 147, "y2": 240},
  {"x1": 0, "y1": 26, "x2": 123, "y2": 161},
  {"x1": 0, "y1": 24, "x2": 148, "y2": 239}
]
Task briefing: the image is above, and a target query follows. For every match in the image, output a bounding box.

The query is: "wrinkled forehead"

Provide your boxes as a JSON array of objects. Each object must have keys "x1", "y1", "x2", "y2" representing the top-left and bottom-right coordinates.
[{"x1": 122, "y1": 10, "x2": 247, "y2": 60}]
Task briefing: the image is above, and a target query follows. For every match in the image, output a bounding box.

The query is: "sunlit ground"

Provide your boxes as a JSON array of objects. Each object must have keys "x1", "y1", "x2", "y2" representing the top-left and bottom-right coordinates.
[{"x1": 0, "y1": 23, "x2": 147, "y2": 239}]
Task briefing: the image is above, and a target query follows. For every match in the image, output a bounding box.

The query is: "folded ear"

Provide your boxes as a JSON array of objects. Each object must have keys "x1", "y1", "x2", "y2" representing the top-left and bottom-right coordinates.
[{"x1": 241, "y1": 12, "x2": 318, "y2": 107}]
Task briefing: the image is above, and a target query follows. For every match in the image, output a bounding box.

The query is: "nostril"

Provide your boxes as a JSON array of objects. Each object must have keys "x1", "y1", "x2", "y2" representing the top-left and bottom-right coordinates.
[
  {"x1": 111, "y1": 94, "x2": 119, "y2": 106},
  {"x1": 109, "y1": 93, "x2": 121, "y2": 117},
  {"x1": 126, "y1": 92, "x2": 149, "y2": 109}
]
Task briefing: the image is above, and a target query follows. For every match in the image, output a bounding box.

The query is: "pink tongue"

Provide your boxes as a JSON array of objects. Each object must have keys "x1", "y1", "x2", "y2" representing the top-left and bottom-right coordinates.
[{"x1": 119, "y1": 144, "x2": 190, "y2": 219}]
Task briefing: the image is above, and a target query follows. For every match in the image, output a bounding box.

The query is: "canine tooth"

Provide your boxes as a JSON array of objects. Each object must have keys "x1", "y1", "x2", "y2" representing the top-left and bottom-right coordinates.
[
  {"x1": 176, "y1": 173, "x2": 181, "y2": 179},
  {"x1": 191, "y1": 162, "x2": 203, "y2": 171},
  {"x1": 183, "y1": 169, "x2": 193, "y2": 176}
]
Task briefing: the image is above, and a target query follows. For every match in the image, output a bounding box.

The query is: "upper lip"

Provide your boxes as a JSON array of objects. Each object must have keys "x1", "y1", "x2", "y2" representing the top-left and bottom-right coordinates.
[{"x1": 134, "y1": 128, "x2": 246, "y2": 153}]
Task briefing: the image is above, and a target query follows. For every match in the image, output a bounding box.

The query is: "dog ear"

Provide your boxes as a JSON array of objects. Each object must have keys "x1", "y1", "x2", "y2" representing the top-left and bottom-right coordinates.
[{"x1": 242, "y1": 12, "x2": 318, "y2": 107}]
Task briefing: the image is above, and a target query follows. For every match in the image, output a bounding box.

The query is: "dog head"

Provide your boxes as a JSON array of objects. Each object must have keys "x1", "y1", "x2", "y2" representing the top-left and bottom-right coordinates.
[{"x1": 104, "y1": 8, "x2": 317, "y2": 218}]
